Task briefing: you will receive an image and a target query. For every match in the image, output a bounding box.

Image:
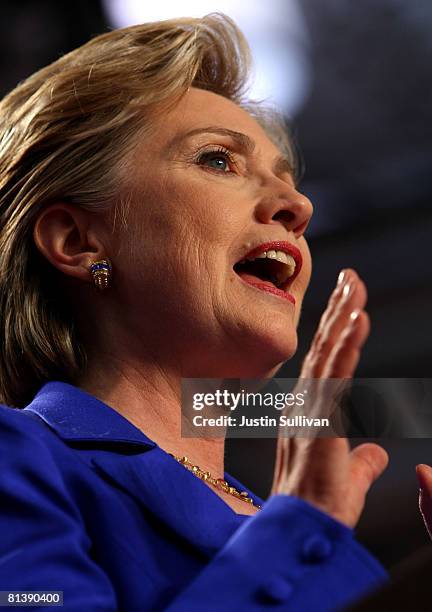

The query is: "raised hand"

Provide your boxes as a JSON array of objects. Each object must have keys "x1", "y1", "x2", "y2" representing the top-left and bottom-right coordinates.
[{"x1": 271, "y1": 269, "x2": 388, "y2": 528}]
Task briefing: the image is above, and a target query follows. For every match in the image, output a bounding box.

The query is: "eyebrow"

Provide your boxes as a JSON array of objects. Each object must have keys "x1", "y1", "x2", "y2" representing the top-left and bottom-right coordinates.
[{"x1": 167, "y1": 125, "x2": 295, "y2": 179}]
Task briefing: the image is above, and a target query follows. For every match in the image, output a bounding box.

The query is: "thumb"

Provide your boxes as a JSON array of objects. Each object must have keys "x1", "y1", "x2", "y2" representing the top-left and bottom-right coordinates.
[
  {"x1": 349, "y1": 443, "x2": 388, "y2": 503},
  {"x1": 416, "y1": 464, "x2": 432, "y2": 540},
  {"x1": 416, "y1": 464, "x2": 432, "y2": 493},
  {"x1": 340, "y1": 443, "x2": 388, "y2": 527}
]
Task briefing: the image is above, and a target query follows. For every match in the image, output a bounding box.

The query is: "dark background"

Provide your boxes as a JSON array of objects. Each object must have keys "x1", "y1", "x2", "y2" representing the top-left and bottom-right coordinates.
[{"x1": 1, "y1": 0, "x2": 430, "y2": 570}]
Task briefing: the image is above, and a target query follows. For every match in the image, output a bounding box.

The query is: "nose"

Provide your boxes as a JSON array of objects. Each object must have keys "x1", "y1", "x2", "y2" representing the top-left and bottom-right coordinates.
[{"x1": 255, "y1": 183, "x2": 313, "y2": 239}]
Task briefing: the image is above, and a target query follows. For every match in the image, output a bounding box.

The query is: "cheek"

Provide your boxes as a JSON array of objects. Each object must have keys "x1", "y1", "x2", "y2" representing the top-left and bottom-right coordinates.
[{"x1": 123, "y1": 203, "x2": 221, "y2": 307}]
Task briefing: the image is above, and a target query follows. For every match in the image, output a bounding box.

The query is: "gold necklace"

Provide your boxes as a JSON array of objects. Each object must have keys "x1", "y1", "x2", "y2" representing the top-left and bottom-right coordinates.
[{"x1": 169, "y1": 454, "x2": 261, "y2": 510}]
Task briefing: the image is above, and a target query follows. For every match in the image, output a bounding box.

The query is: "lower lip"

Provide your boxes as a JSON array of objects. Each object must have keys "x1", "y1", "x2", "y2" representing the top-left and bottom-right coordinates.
[{"x1": 238, "y1": 277, "x2": 296, "y2": 305}]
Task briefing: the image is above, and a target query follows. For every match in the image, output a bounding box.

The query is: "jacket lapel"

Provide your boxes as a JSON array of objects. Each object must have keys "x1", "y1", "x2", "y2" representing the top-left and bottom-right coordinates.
[
  {"x1": 23, "y1": 381, "x2": 258, "y2": 558},
  {"x1": 91, "y1": 447, "x2": 248, "y2": 558}
]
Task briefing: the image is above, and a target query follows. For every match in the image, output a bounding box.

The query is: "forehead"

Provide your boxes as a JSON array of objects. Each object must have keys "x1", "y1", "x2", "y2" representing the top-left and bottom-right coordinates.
[{"x1": 154, "y1": 87, "x2": 282, "y2": 156}]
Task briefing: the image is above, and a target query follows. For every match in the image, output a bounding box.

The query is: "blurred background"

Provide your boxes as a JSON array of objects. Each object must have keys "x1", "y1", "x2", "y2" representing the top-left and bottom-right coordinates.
[{"x1": 1, "y1": 0, "x2": 430, "y2": 570}]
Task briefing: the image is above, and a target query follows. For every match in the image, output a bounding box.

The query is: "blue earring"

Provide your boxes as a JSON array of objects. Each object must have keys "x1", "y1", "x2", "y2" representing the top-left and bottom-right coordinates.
[{"x1": 89, "y1": 259, "x2": 112, "y2": 291}]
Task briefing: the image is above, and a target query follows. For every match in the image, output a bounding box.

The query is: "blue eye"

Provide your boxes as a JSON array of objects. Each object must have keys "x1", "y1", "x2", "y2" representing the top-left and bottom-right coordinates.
[
  {"x1": 197, "y1": 147, "x2": 237, "y2": 173},
  {"x1": 204, "y1": 154, "x2": 229, "y2": 171}
]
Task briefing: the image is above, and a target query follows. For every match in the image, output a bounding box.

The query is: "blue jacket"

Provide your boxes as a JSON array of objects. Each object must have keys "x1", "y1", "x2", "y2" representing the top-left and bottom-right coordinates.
[{"x1": 0, "y1": 381, "x2": 387, "y2": 611}]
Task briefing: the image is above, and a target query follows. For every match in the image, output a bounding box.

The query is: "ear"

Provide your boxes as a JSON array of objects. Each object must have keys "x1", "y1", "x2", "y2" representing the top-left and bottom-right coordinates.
[{"x1": 33, "y1": 203, "x2": 108, "y2": 283}]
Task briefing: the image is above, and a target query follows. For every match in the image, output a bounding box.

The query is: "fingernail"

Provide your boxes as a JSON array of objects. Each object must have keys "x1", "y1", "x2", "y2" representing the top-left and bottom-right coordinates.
[
  {"x1": 350, "y1": 309, "x2": 361, "y2": 322},
  {"x1": 337, "y1": 270, "x2": 346, "y2": 285},
  {"x1": 342, "y1": 283, "x2": 353, "y2": 298}
]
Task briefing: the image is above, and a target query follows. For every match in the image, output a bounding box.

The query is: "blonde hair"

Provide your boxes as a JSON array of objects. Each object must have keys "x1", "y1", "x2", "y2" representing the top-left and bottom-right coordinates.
[{"x1": 0, "y1": 13, "x2": 297, "y2": 407}]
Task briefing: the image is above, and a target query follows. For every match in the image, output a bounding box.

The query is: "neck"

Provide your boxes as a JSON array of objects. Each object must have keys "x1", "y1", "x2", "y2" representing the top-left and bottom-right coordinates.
[{"x1": 78, "y1": 351, "x2": 226, "y2": 479}]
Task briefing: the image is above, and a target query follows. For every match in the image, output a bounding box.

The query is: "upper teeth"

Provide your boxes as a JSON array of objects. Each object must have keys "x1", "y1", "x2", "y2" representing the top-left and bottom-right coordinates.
[
  {"x1": 242, "y1": 249, "x2": 296, "y2": 286},
  {"x1": 247, "y1": 250, "x2": 296, "y2": 270}
]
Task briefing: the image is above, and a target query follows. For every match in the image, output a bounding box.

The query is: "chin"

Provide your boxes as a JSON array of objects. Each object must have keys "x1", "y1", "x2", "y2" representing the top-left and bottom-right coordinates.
[
  {"x1": 229, "y1": 330, "x2": 298, "y2": 379},
  {"x1": 256, "y1": 338, "x2": 297, "y2": 377},
  {"x1": 253, "y1": 318, "x2": 298, "y2": 357}
]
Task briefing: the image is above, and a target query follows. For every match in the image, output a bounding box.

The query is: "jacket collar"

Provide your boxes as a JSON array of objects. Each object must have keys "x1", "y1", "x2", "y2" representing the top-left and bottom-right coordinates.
[
  {"x1": 23, "y1": 380, "x2": 156, "y2": 449},
  {"x1": 23, "y1": 381, "x2": 264, "y2": 557}
]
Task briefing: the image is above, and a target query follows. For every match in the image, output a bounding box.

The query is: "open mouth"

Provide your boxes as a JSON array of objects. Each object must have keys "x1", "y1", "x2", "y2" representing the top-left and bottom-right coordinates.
[{"x1": 233, "y1": 241, "x2": 302, "y2": 304}]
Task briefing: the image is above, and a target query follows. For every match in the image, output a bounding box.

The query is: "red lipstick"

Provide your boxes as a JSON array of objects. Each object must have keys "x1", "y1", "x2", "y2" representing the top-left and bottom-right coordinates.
[
  {"x1": 235, "y1": 240, "x2": 302, "y2": 305},
  {"x1": 240, "y1": 241, "x2": 303, "y2": 281}
]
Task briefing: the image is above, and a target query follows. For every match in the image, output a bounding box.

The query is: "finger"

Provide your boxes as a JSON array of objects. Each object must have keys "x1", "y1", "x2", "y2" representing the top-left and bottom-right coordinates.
[
  {"x1": 300, "y1": 272, "x2": 352, "y2": 377},
  {"x1": 314, "y1": 269, "x2": 355, "y2": 330},
  {"x1": 295, "y1": 311, "x2": 370, "y2": 428},
  {"x1": 347, "y1": 443, "x2": 389, "y2": 523},
  {"x1": 314, "y1": 274, "x2": 367, "y2": 369},
  {"x1": 316, "y1": 269, "x2": 365, "y2": 335},
  {"x1": 302, "y1": 269, "x2": 368, "y2": 378},
  {"x1": 416, "y1": 464, "x2": 432, "y2": 539},
  {"x1": 322, "y1": 310, "x2": 370, "y2": 378}
]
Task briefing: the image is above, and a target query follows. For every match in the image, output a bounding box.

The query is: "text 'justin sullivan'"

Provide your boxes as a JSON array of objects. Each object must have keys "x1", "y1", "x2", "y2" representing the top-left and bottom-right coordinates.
[{"x1": 192, "y1": 414, "x2": 330, "y2": 428}]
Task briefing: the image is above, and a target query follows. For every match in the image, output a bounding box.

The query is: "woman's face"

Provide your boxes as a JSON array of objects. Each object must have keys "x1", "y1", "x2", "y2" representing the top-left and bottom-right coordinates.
[{"x1": 109, "y1": 88, "x2": 313, "y2": 378}]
